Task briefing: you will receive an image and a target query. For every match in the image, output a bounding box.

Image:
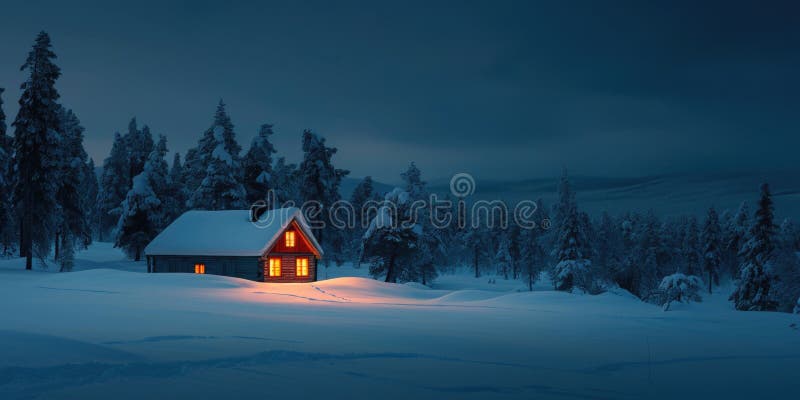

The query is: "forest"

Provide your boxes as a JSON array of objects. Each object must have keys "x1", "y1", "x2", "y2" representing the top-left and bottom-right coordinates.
[{"x1": 1, "y1": 32, "x2": 798, "y2": 315}]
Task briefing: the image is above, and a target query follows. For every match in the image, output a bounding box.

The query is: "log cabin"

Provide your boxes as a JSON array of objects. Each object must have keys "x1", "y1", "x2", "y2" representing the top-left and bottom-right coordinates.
[{"x1": 144, "y1": 207, "x2": 323, "y2": 282}]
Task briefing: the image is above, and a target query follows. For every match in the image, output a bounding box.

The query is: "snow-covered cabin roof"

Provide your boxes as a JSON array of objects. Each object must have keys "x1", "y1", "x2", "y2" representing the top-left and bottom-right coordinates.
[{"x1": 144, "y1": 207, "x2": 323, "y2": 257}]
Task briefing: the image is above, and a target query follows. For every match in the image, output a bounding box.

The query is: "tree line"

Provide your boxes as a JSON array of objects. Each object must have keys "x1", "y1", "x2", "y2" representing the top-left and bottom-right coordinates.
[{"x1": 1, "y1": 32, "x2": 797, "y2": 314}]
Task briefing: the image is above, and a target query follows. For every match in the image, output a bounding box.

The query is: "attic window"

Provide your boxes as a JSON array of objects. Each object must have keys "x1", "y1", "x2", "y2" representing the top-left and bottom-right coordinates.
[
  {"x1": 285, "y1": 231, "x2": 296, "y2": 247},
  {"x1": 296, "y1": 257, "x2": 309, "y2": 277},
  {"x1": 194, "y1": 263, "x2": 205, "y2": 274},
  {"x1": 268, "y1": 258, "x2": 281, "y2": 277}
]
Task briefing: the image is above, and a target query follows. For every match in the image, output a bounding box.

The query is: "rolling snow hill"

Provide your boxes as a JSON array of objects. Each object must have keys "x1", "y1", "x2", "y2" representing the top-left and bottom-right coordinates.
[{"x1": 0, "y1": 243, "x2": 798, "y2": 399}]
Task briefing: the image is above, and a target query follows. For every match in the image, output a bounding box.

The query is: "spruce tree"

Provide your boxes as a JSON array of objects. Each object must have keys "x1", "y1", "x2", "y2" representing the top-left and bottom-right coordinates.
[
  {"x1": 97, "y1": 132, "x2": 130, "y2": 241},
  {"x1": 182, "y1": 147, "x2": 203, "y2": 197},
  {"x1": 54, "y1": 109, "x2": 90, "y2": 269},
  {"x1": 349, "y1": 176, "x2": 375, "y2": 262},
  {"x1": 187, "y1": 101, "x2": 246, "y2": 210},
  {"x1": 633, "y1": 212, "x2": 661, "y2": 298},
  {"x1": 399, "y1": 162, "x2": 439, "y2": 283},
  {"x1": 12, "y1": 32, "x2": 63, "y2": 269},
  {"x1": 772, "y1": 219, "x2": 800, "y2": 312},
  {"x1": 0, "y1": 87, "x2": 16, "y2": 256},
  {"x1": 594, "y1": 211, "x2": 619, "y2": 279},
  {"x1": 271, "y1": 157, "x2": 300, "y2": 205},
  {"x1": 115, "y1": 136, "x2": 170, "y2": 260},
  {"x1": 362, "y1": 188, "x2": 419, "y2": 283},
  {"x1": 299, "y1": 129, "x2": 349, "y2": 264},
  {"x1": 520, "y1": 199, "x2": 548, "y2": 290},
  {"x1": 243, "y1": 123, "x2": 277, "y2": 205},
  {"x1": 165, "y1": 152, "x2": 186, "y2": 222},
  {"x1": 80, "y1": 158, "x2": 99, "y2": 247},
  {"x1": 725, "y1": 201, "x2": 750, "y2": 276},
  {"x1": 553, "y1": 202, "x2": 591, "y2": 292},
  {"x1": 701, "y1": 207, "x2": 722, "y2": 293},
  {"x1": 463, "y1": 228, "x2": 485, "y2": 278},
  {"x1": 682, "y1": 216, "x2": 701, "y2": 276},
  {"x1": 552, "y1": 170, "x2": 591, "y2": 292},
  {"x1": 123, "y1": 118, "x2": 154, "y2": 184},
  {"x1": 350, "y1": 176, "x2": 375, "y2": 229},
  {"x1": 731, "y1": 184, "x2": 778, "y2": 311}
]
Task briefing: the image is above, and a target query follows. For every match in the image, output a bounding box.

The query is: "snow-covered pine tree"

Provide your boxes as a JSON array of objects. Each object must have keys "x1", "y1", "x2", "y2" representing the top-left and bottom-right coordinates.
[
  {"x1": 701, "y1": 207, "x2": 722, "y2": 293},
  {"x1": 462, "y1": 222, "x2": 487, "y2": 278},
  {"x1": 350, "y1": 176, "x2": 375, "y2": 229},
  {"x1": 633, "y1": 212, "x2": 661, "y2": 299},
  {"x1": 657, "y1": 273, "x2": 703, "y2": 311},
  {"x1": 123, "y1": 118, "x2": 154, "y2": 185},
  {"x1": 731, "y1": 184, "x2": 778, "y2": 311},
  {"x1": 114, "y1": 135, "x2": 170, "y2": 260},
  {"x1": 298, "y1": 129, "x2": 349, "y2": 264},
  {"x1": 795, "y1": 298, "x2": 800, "y2": 315},
  {"x1": 552, "y1": 201, "x2": 591, "y2": 292},
  {"x1": 551, "y1": 170, "x2": 592, "y2": 292},
  {"x1": 496, "y1": 225, "x2": 521, "y2": 280},
  {"x1": 399, "y1": 162, "x2": 441, "y2": 283},
  {"x1": 188, "y1": 132, "x2": 247, "y2": 210},
  {"x1": 97, "y1": 132, "x2": 130, "y2": 241},
  {"x1": 725, "y1": 201, "x2": 750, "y2": 277},
  {"x1": 242, "y1": 123, "x2": 276, "y2": 205},
  {"x1": 613, "y1": 213, "x2": 638, "y2": 293},
  {"x1": 362, "y1": 188, "x2": 419, "y2": 283},
  {"x1": 271, "y1": 157, "x2": 300, "y2": 205},
  {"x1": 520, "y1": 199, "x2": 548, "y2": 291},
  {"x1": 12, "y1": 32, "x2": 64, "y2": 269},
  {"x1": 165, "y1": 152, "x2": 186, "y2": 222},
  {"x1": 54, "y1": 109, "x2": 90, "y2": 270},
  {"x1": 182, "y1": 147, "x2": 203, "y2": 198},
  {"x1": 401, "y1": 162, "x2": 425, "y2": 199},
  {"x1": 349, "y1": 176, "x2": 375, "y2": 262},
  {"x1": 594, "y1": 211, "x2": 619, "y2": 282},
  {"x1": 187, "y1": 101, "x2": 246, "y2": 210},
  {"x1": 496, "y1": 229, "x2": 512, "y2": 280},
  {"x1": 0, "y1": 87, "x2": 16, "y2": 256},
  {"x1": 144, "y1": 135, "x2": 171, "y2": 228},
  {"x1": 779, "y1": 218, "x2": 800, "y2": 252},
  {"x1": 682, "y1": 216, "x2": 701, "y2": 276},
  {"x1": 80, "y1": 158, "x2": 99, "y2": 247},
  {"x1": 771, "y1": 219, "x2": 800, "y2": 312}
]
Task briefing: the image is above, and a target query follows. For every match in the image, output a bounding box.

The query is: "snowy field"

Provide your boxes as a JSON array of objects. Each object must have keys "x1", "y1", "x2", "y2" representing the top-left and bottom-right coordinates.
[{"x1": 1, "y1": 244, "x2": 799, "y2": 399}]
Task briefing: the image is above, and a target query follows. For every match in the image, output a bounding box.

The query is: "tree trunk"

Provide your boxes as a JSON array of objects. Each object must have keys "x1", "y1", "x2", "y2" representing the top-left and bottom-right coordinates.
[
  {"x1": 54, "y1": 232, "x2": 60, "y2": 261},
  {"x1": 708, "y1": 270, "x2": 713, "y2": 294},
  {"x1": 473, "y1": 246, "x2": 480, "y2": 278},
  {"x1": 19, "y1": 222, "x2": 26, "y2": 258},
  {"x1": 134, "y1": 246, "x2": 141, "y2": 262},
  {"x1": 528, "y1": 272, "x2": 533, "y2": 291},
  {"x1": 384, "y1": 252, "x2": 396, "y2": 283}
]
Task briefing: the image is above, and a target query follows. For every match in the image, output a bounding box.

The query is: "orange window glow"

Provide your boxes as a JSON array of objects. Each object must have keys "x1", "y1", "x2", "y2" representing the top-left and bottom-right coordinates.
[
  {"x1": 296, "y1": 257, "x2": 309, "y2": 277},
  {"x1": 285, "y1": 231, "x2": 296, "y2": 247},
  {"x1": 268, "y1": 258, "x2": 281, "y2": 277},
  {"x1": 194, "y1": 263, "x2": 205, "y2": 274}
]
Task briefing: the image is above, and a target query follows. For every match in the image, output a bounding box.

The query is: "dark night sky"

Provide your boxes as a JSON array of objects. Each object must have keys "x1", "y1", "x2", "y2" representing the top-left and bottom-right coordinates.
[{"x1": 0, "y1": 0, "x2": 797, "y2": 183}]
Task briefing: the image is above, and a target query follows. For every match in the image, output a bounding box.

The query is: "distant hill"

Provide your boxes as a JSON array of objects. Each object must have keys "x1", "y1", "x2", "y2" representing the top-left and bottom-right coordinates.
[
  {"x1": 423, "y1": 171, "x2": 800, "y2": 219},
  {"x1": 339, "y1": 171, "x2": 797, "y2": 219}
]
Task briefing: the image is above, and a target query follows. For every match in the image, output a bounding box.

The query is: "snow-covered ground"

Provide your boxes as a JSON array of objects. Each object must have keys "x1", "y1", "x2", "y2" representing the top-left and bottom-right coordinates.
[{"x1": 1, "y1": 243, "x2": 799, "y2": 399}]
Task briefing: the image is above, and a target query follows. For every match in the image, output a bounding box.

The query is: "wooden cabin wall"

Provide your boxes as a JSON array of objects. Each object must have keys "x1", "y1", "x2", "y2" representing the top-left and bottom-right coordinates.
[
  {"x1": 261, "y1": 253, "x2": 317, "y2": 283},
  {"x1": 152, "y1": 255, "x2": 262, "y2": 281}
]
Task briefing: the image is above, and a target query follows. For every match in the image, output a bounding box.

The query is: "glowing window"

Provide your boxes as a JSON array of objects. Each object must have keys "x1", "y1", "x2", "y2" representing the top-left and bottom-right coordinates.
[
  {"x1": 285, "y1": 231, "x2": 296, "y2": 247},
  {"x1": 194, "y1": 263, "x2": 205, "y2": 274},
  {"x1": 296, "y1": 257, "x2": 309, "y2": 277},
  {"x1": 268, "y1": 258, "x2": 281, "y2": 277}
]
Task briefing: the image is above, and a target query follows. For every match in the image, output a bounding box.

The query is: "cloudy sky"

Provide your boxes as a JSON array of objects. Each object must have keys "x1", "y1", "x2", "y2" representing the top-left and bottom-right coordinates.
[{"x1": 0, "y1": 0, "x2": 797, "y2": 183}]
